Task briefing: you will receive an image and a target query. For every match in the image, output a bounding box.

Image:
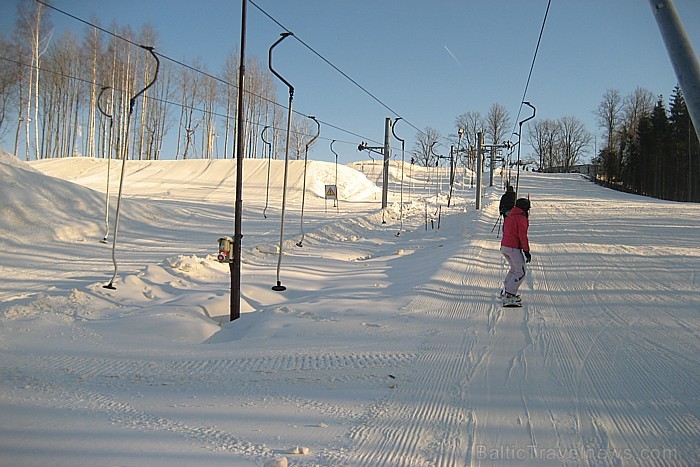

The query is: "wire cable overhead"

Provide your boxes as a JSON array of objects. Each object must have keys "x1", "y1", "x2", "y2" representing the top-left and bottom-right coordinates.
[
  {"x1": 510, "y1": 0, "x2": 552, "y2": 136},
  {"x1": 29, "y1": 0, "x2": 386, "y2": 154}
]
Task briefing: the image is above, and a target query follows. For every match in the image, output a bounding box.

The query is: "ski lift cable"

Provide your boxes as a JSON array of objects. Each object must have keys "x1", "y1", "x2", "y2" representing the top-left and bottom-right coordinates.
[
  {"x1": 34, "y1": 0, "x2": 229, "y2": 92},
  {"x1": 269, "y1": 32, "x2": 294, "y2": 292},
  {"x1": 296, "y1": 116, "x2": 321, "y2": 248},
  {"x1": 27, "y1": 3, "x2": 414, "y2": 159},
  {"x1": 27, "y1": 3, "x2": 388, "y2": 152},
  {"x1": 248, "y1": 0, "x2": 428, "y2": 139},
  {"x1": 509, "y1": 0, "x2": 551, "y2": 139},
  {"x1": 104, "y1": 46, "x2": 160, "y2": 290},
  {"x1": 261, "y1": 125, "x2": 273, "y2": 218},
  {"x1": 2, "y1": 52, "x2": 396, "y2": 161},
  {"x1": 96, "y1": 86, "x2": 114, "y2": 243}
]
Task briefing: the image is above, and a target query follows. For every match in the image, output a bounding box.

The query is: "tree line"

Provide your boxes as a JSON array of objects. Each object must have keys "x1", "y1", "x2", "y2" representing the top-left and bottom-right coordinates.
[
  {"x1": 595, "y1": 86, "x2": 699, "y2": 202},
  {"x1": 413, "y1": 85, "x2": 698, "y2": 205},
  {"x1": 411, "y1": 103, "x2": 592, "y2": 179},
  {"x1": 0, "y1": 1, "x2": 318, "y2": 163}
]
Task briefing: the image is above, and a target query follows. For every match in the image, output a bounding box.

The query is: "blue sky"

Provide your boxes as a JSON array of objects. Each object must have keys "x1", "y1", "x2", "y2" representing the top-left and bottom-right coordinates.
[{"x1": 2, "y1": 0, "x2": 699, "y2": 164}]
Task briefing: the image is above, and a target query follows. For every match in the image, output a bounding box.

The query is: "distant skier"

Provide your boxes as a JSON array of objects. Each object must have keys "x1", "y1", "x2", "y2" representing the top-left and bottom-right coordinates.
[
  {"x1": 498, "y1": 184, "x2": 516, "y2": 218},
  {"x1": 500, "y1": 197, "x2": 531, "y2": 307}
]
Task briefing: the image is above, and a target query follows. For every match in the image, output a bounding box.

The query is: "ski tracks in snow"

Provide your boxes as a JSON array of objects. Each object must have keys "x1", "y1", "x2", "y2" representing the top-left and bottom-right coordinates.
[
  {"x1": 337, "y1": 203, "x2": 545, "y2": 466},
  {"x1": 526, "y1": 189, "x2": 700, "y2": 465},
  {"x1": 338, "y1": 188, "x2": 700, "y2": 466}
]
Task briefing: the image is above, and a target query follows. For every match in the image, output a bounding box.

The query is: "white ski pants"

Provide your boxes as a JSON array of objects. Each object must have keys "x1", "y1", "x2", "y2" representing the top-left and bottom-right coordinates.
[{"x1": 501, "y1": 246, "x2": 526, "y2": 295}]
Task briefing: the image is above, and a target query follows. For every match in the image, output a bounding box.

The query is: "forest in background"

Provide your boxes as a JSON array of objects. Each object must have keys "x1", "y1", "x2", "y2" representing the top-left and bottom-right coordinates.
[
  {"x1": 594, "y1": 86, "x2": 699, "y2": 202},
  {"x1": 0, "y1": 1, "x2": 308, "y2": 163}
]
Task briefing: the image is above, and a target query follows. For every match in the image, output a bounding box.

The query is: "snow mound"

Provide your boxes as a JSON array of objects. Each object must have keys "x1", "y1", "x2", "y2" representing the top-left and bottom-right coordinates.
[
  {"x1": 0, "y1": 152, "x2": 103, "y2": 242},
  {"x1": 305, "y1": 160, "x2": 380, "y2": 200},
  {"x1": 29, "y1": 157, "x2": 380, "y2": 203}
]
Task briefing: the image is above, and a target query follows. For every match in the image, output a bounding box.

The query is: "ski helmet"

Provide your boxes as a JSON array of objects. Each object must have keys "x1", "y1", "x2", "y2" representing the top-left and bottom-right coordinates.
[{"x1": 515, "y1": 198, "x2": 530, "y2": 211}]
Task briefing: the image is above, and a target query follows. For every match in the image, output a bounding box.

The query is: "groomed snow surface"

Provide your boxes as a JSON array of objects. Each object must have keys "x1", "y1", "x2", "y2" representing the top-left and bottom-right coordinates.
[{"x1": 1, "y1": 151, "x2": 699, "y2": 466}]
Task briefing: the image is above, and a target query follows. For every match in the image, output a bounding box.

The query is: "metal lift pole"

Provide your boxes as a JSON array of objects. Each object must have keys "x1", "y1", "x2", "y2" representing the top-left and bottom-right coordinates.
[
  {"x1": 649, "y1": 0, "x2": 700, "y2": 143},
  {"x1": 231, "y1": 0, "x2": 247, "y2": 320},
  {"x1": 476, "y1": 131, "x2": 483, "y2": 210},
  {"x1": 382, "y1": 117, "x2": 391, "y2": 211}
]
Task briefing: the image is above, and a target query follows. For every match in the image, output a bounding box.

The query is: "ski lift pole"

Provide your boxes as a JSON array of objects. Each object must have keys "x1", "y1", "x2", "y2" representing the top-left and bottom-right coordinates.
[
  {"x1": 269, "y1": 32, "x2": 294, "y2": 291},
  {"x1": 454, "y1": 129, "x2": 463, "y2": 206},
  {"x1": 104, "y1": 46, "x2": 160, "y2": 290},
  {"x1": 447, "y1": 145, "x2": 455, "y2": 207},
  {"x1": 230, "y1": 0, "x2": 248, "y2": 321},
  {"x1": 391, "y1": 117, "x2": 405, "y2": 236},
  {"x1": 515, "y1": 101, "x2": 536, "y2": 197},
  {"x1": 330, "y1": 140, "x2": 339, "y2": 209},
  {"x1": 296, "y1": 116, "x2": 320, "y2": 247},
  {"x1": 508, "y1": 137, "x2": 519, "y2": 186},
  {"x1": 262, "y1": 125, "x2": 272, "y2": 218},
  {"x1": 429, "y1": 142, "x2": 442, "y2": 211},
  {"x1": 96, "y1": 86, "x2": 113, "y2": 243}
]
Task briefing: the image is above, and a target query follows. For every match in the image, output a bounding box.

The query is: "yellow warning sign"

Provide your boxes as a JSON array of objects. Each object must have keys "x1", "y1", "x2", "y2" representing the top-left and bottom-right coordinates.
[{"x1": 325, "y1": 184, "x2": 337, "y2": 199}]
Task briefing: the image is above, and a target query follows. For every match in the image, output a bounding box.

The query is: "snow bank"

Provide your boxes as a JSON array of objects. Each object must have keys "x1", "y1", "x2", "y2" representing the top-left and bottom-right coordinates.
[
  {"x1": 30, "y1": 157, "x2": 380, "y2": 203},
  {"x1": 0, "y1": 151, "x2": 103, "y2": 243}
]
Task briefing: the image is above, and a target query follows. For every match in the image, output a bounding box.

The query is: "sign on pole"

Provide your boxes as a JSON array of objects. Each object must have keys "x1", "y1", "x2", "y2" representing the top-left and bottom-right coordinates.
[
  {"x1": 325, "y1": 184, "x2": 338, "y2": 212},
  {"x1": 325, "y1": 184, "x2": 337, "y2": 200}
]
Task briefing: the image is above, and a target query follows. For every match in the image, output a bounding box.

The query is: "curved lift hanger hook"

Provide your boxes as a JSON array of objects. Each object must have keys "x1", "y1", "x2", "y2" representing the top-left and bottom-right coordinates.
[
  {"x1": 104, "y1": 46, "x2": 160, "y2": 290},
  {"x1": 296, "y1": 116, "x2": 320, "y2": 247}
]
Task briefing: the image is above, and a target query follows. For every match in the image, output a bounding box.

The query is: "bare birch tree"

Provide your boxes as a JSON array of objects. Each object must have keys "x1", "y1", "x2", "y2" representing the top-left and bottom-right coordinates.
[
  {"x1": 527, "y1": 119, "x2": 559, "y2": 170},
  {"x1": 0, "y1": 37, "x2": 20, "y2": 144},
  {"x1": 595, "y1": 88, "x2": 623, "y2": 180},
  {"x1": 485, "y1": 103, "x2": 511, "y2": 145},
  {"x1": 412, "y1": 127, "x2": 441, "y2": 167},
  {"x1": 558, "y1": 115, "x2": 592, "y2": 170}
]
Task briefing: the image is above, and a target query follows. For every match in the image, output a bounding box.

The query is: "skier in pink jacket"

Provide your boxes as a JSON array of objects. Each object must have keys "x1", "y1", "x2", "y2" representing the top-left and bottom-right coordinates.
[{"x1": 500, "y1": 198, "x2": 532, "y2": 306}]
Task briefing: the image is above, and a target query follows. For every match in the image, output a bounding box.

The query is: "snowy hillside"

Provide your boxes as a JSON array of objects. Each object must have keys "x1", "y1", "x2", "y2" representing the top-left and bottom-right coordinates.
[{"x1": 1, "y1": 152, "x2": 699, "y2": 466}]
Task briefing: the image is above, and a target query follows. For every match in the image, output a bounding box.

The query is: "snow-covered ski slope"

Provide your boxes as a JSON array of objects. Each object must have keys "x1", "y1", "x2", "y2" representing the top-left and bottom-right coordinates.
[{"x1": 1, "y1": 152, "x2": 698, "y2": 466}]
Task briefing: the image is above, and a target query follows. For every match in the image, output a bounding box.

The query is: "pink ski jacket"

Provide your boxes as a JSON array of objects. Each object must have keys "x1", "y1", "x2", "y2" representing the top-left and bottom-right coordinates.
[{"x1": 500, "y1": 206, "x2": 530, "y2": 251}]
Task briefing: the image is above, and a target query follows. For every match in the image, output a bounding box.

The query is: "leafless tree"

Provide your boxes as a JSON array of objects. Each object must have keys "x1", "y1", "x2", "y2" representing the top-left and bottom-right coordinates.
[
  {"x1": 454, "y1": 111, "x2": 483, "y2": 173},
  {"x1": 596, "y1": 89, "x2": 622, "y2": 150},
  {"x1": 290, "y1": 116, "x2": 317, "y2": 161},
  {"x1": 83, "y1": 21, "x2": 101, "y2": 158},
  {"x1": 138, "y1": 59, "x2": 172, "y2": 160},
  {"x1": 11, "y1": 38, "x2": 27, "y2": 157},
  {"x1": 175, "y1": 60, "x2": 203, "y2": 160},
  {"x1": 557, "y1": 115, "x2": 592, "y2": 170},
  {"x1": 595, "y1": 88, "x2": 623, "y2": 179},
  {"x1": 16, "y1": 0, "x2": 51, "y2": 159},
  {"x1": 485, "y1": 103, "x2": 511, "y2": 145},
  {"x1": 527, "y1": 119, "x2": 559, "y2": 170},
  {"x1": 0, "y1": 37, "x2": 19, "y2": 142},
  {"x1": 622, "y1": 86, "x2": 654, "y2": 136},
  {"x1": 412, "y1": 127, "x2": 441, "y2": 167},
  {"x1": 1, "y1": 9, "x2": 287, "y2": 164},
  {"x1": 200, "y1": 71, "x2": 218, "y2": 159},
  {"x1": 454, "y1": 111, "x2": 483, "y2": 147},
  {"x1": 220, "y1": 51, "x2": 237, "y2": 159}
]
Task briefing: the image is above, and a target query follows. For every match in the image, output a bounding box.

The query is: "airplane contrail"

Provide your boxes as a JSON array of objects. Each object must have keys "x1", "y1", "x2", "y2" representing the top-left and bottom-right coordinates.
[{"x1": 444, "y1": 45, "x2": 469, "y2": 74}]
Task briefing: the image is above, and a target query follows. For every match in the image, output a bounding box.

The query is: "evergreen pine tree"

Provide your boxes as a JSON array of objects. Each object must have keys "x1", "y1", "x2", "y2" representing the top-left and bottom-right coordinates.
[
  {"x1": 636, "y1": 115, "x2": 654, "y2": 196},
  {"x1": 668, "y1": 85, "x2": 700, "y2": 201},
  {"x1": 649, "y1": 97, "x2": 670, "y2": 198},
  {"x1": 669, "y1": 86, "x2": 687, "y2": 200}
]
